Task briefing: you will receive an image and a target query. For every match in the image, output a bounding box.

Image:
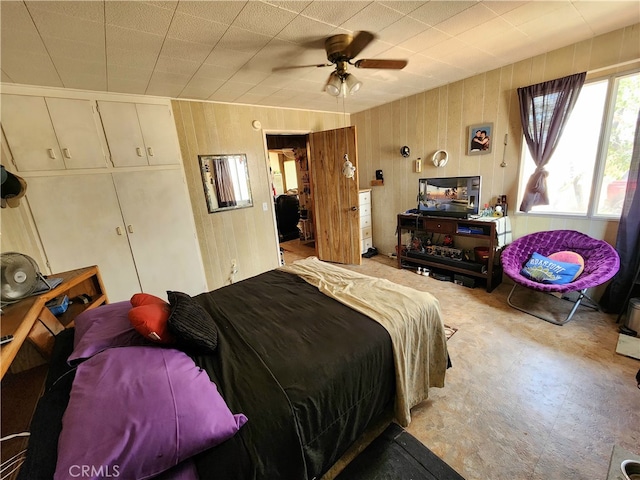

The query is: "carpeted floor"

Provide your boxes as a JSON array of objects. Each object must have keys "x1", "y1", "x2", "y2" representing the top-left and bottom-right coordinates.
[{"x1": 335, "y1": 422, "x2": 465, "y2": 480}]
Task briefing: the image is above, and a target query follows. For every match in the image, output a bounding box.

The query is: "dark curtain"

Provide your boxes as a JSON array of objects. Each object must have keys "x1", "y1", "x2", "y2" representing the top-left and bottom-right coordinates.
[
  {"x1": 214, "y1": 158, "x2": 237, "y2": 208},
  {"x1": 518, "y1": 72, "x2": 586, "y2": 212},
  {"x1": 601, "y1": 109, "x2": 640, "y2": 314}
]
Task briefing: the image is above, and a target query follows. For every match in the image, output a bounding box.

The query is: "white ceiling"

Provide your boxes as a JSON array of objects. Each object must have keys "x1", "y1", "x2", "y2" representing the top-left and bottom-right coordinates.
[{"x1": 1, "y1": 1, "x2": 638, "y2": 114}]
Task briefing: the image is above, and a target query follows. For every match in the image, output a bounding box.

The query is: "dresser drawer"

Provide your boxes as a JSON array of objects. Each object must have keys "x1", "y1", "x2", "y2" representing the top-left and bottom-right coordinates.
[
  {"x1": 359, "y1": 202, "x2": 371, "y2": 217},
  {"x1": 359, "y1": 190, "x2": 371, "y2": 205},
  {"x1": 361, "y1": 237, "x2": 373, "y2": 254},
  {"x1": 423, "y1": 219, "x2": 455, "y2": 234},
  {"x1": 360, "y1": 215, "x2": 371, "y2": 229},
  {"x1": 361, "y1": 226, "x2": 372, "y2": 239}
]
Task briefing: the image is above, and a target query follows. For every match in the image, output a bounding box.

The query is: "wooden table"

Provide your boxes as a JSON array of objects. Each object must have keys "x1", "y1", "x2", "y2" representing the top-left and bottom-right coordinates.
[{"x1": 0, "y1": 266, "x2": 107, "y2": 379}]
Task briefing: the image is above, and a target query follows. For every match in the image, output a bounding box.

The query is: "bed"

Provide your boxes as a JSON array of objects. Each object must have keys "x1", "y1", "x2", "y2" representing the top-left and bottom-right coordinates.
[{"x1": 18, "y1": 257, "x2": 448, "y2": 480}]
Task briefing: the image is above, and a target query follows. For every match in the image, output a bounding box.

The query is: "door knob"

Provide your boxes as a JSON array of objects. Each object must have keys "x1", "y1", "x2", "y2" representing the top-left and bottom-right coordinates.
[{"x1": 351, "y1": 206, "x2": 358, "y2": 211}]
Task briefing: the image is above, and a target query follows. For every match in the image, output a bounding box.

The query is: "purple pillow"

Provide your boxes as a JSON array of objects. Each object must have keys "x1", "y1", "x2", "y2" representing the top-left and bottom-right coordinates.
[
  {"x1": 55, "y1": 346, "x2": 247, "y2": 480},
  {"x1": 155, "y1": 460, "x2": 199, "y2": 480},
  {"x1": 69, "y1": 301, "x2": 151, "y2": 365}
]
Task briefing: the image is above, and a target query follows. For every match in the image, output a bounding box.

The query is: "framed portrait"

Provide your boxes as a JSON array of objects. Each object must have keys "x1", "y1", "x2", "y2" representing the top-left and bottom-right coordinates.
[{"x1": 467, "y1": 123, "x2": 494, "y2": 156}]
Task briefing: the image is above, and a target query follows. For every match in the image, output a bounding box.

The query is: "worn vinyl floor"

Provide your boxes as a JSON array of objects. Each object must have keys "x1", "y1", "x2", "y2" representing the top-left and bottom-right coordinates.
[{"x1": 281, "y1": 243, "x2": 640, "y2": 480}]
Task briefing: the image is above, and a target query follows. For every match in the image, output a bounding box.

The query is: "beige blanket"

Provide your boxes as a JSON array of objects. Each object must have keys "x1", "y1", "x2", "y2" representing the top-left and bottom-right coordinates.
[{"x1": 279, "y1": 257, "x2": 448, "y2": 427}]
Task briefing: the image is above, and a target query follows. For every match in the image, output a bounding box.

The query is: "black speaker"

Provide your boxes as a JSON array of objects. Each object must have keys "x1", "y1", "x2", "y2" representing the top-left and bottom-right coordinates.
[{"x1": 376, "y1": 170, "x2": 383, "y2": 181}]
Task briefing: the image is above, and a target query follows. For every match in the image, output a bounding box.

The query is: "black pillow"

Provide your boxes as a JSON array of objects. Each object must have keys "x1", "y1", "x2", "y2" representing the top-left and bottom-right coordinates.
[{"x1": 167, "y1": 291, "x2": 218, "y2": 354}]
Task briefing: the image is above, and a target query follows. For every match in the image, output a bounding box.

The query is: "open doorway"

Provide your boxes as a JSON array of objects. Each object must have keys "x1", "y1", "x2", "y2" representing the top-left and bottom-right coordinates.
[
  {"x1": 266, "y1": 134, "x2": 315, "y2": 257},
  {"x1": 266, "y1": 127, "x2": 361, "y2": 266}
]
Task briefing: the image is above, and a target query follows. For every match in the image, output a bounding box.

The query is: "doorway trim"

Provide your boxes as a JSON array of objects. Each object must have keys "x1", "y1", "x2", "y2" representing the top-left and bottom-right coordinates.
[{"x1": 261, "y1": 129, "x2": 311, "y2": 265}]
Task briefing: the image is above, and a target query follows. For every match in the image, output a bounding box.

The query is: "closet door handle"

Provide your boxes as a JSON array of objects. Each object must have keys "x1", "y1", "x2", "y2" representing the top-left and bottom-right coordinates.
[
  {"x1": 116, "y1": 226, "x2": 123, "y2": 236},
  {"x1": 47, "y1": 148, "x2": 57, "y2": 159},
  {"x1": 147, "y1": 147, "x2": 154, "y2": 157},
  {"x1": 127, "y1": 224, "x2": 134, "y2": 234},
  {"x1": 350, "y1": 206, "x2": 358, "y2": 212},
  {"x1": 136, "y1": 147, "x2": 143, "y2": 157},
  {"x1": 62, "y1": 148, "x2": 71, "y2": 159}
]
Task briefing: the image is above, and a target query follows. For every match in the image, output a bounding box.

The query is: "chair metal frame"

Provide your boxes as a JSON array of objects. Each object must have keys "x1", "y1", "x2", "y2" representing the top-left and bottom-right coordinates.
[{"x1": 506, "y1": 283, "x2": 600, "y2": 326}]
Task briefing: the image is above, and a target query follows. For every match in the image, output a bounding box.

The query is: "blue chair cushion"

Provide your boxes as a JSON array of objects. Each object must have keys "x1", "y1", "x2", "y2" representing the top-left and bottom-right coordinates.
[{"x1": 520, "y1": 252, "x2": 583, "y2": 285}]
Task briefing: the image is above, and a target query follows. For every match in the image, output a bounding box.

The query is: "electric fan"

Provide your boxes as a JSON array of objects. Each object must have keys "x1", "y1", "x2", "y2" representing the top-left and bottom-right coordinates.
[{"x1": 0, "y1": 252, "x2": 51, "y2": 305}]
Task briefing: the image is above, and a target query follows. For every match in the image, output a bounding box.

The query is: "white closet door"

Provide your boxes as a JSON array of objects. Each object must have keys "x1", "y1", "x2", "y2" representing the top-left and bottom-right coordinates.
[
  {"x1": 0, "y1": 94, "x2": 65, "y2": 171},
  {"x1": 97, "y1": 101, "x2": 148, "y2": 167},
  {"x1": 113, "y1": 170, "x2": 207, "y2": 298},
  {"x1": 45, "y1": 98, "x2": 108, "y2": 169},
  {"x1": 25, "y1": 174, "x2": 141, "y2": 302},
  {"x1": 135, "y1": 104, "x2": 180, "y2": 166}
]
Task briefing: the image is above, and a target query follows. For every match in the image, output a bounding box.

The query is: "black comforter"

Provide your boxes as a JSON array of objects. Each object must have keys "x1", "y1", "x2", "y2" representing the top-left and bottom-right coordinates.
[
  {"x1": 191, "y1": 270, "x2": 395, "y2": 479},
  {"x1": 19, "y1": 270, "x2": 395, "y2": 480}
]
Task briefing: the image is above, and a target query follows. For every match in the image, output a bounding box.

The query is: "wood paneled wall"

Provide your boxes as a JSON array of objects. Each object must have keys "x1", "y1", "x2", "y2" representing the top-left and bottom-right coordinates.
[
  {"x1": 351, "y1": 24, "x2": 639, "y2": 258},
  {"x1": 171, "y1": 100, "x2": 347, "y2": 290}
]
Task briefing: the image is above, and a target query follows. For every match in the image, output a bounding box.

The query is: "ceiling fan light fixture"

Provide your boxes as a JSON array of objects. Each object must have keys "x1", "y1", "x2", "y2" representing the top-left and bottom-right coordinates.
[
  {"x1": 326, "y1": 72, "x2": 342, "y2": 96},
  {"x1": 344, "y1": 73, "x2": 362, "y2": 95}
]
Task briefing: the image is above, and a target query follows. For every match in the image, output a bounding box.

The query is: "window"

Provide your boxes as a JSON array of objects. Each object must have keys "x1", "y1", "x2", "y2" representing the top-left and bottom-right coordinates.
[{"x1": 518, "y1": 70, "x2": 639, "y2": 217}]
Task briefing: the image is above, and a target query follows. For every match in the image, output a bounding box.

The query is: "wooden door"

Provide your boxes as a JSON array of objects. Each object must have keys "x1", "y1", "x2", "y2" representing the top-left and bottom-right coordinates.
[
  {"x1": 113, "y1": 169, "x2": 208, "y2": 298},
  {"x1": 97, "y1": 101, "x2": 148, "y2": 167},
  {"x1": 309, "y1": 126, "x2": 361, "y2": 265},
  {"x1": 45, "y1": 97, "x2": 108, "y2": 169},
  {"x1": 135, "y1": 104, "x2": 180, "y2": 166},
  {"x1": 1, "y1": 94, "x2": 65, "y2": 171},
  {"x1": 25, "y1": 174, "x2": 141, "y2": 302}
]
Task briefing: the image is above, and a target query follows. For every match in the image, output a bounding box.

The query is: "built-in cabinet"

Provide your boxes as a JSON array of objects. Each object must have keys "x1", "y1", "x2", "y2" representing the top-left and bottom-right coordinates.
[
  {"x1": 0, "y1": 88, "x2": 207, "y2": 303},
  {"x1": 1, "y1": 94, "x2": 108, "y2": 171},
  {"x1": 359, "y1": 189, "x2": 372, "y2": 254},
  {"x1": 26, "y1": 170, "x2": 206, "y2": 302},
  {"x1": 97, "y1": 101, "x2": 180, "y2": 167}
]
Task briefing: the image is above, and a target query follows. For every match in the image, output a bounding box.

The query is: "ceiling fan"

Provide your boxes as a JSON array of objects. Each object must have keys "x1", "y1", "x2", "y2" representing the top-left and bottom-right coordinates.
[{"x1": 274, "y1": 31, "x2": 408, "y2": 97}]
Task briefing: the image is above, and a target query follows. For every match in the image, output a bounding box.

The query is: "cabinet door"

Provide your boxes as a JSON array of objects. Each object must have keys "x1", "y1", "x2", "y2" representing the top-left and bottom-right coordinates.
[
  {"x1": 45, "y1": 98, "x2": 108, "y2": 169},
  {"x1": 135, "y1": 104, "x2": 180, "y2": 166},
  {"x1": 97, "y1": 101, "x2": 148, "y2": 167},
  {"x1": 25, "y1": 174, "x2": 141, "y2": 302},
  {"x1": 0, "y1": 94, "x2": 65, "y2": 171},
  {"x1": 113, "y1": 170, "x2": 207, "y2": 298}
]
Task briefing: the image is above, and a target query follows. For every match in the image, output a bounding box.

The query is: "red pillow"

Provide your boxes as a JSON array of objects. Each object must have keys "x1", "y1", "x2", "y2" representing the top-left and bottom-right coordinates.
[
  {"x1": 131, "y1": 293, "x2": 167, "y2": 307},
  {"x1": 129, "y1": 294, "x2": 174, "y2": 344}
]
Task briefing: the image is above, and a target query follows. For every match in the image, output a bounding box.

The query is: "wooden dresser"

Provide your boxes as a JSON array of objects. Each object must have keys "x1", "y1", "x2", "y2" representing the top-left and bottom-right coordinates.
[{"x1": 359, "y1": 189, "x2": 372, "y2": 254}]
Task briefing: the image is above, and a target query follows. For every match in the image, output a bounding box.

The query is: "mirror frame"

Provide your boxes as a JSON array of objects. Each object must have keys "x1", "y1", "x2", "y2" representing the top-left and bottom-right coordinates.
[{"x1": 198, "y1": 154, "x2": 253, "y2": 213}]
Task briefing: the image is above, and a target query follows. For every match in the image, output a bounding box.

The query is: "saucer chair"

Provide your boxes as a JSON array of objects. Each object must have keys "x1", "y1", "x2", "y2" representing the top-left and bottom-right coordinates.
[{"x1": 501, "y1": 230, "x2": 620, "y2": 325}]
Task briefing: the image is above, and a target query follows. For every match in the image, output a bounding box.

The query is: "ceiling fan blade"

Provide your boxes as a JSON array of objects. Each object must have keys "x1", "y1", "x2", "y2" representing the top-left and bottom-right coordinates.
[
  {"x1": 354, "y1": 59, "x2": 408, "y2": 70},
  {"x1": 272, "y1": 63, "x2": 331, "y2": 72},
  {"x1": 344, "y1": 31, "x2": 375, "y2": 59}
]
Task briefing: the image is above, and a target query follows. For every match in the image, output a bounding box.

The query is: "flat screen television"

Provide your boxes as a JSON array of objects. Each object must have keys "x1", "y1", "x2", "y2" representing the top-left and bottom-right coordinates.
[{"x1": 418, "y1": 176, "x2": 481, "y2": 219}]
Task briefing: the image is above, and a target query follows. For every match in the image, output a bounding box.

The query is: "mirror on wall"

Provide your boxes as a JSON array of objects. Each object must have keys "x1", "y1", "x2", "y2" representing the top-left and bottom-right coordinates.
[{"x1": 199, "y1": 154, "x2": 253, "y2": 213}]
